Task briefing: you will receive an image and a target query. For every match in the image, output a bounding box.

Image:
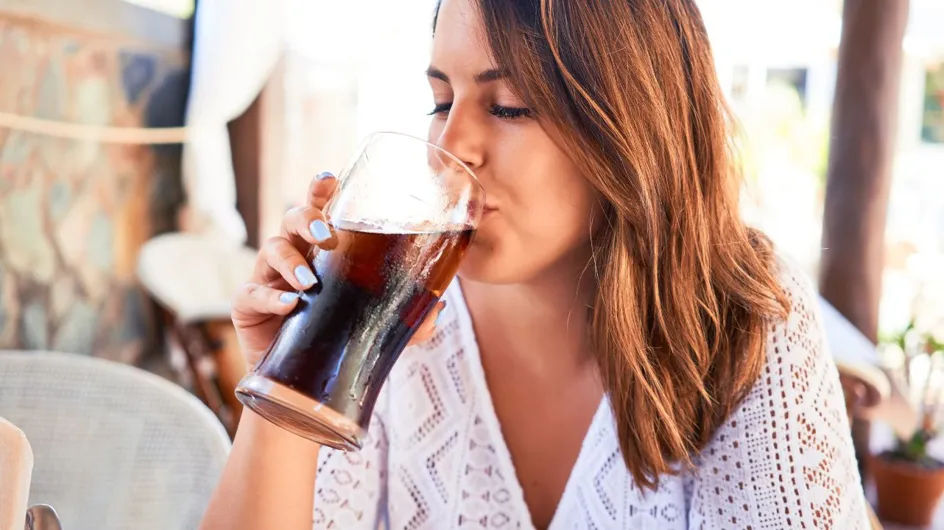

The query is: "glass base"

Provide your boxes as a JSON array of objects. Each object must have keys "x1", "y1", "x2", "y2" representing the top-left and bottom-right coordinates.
[{"x1": 235, "y1": 374, "x2": 365, "y2": 451}]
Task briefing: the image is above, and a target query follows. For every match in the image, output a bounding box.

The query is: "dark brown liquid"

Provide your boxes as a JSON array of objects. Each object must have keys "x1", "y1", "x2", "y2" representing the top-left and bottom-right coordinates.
[{"x1": 256, "y1": 221, "x2": 474, "y2": 432}]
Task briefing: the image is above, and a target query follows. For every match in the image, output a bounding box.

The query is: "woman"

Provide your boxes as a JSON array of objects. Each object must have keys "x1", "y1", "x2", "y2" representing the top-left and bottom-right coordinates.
[{"x1": 201, "y1": 0, "x2": 869, "y2": 528}]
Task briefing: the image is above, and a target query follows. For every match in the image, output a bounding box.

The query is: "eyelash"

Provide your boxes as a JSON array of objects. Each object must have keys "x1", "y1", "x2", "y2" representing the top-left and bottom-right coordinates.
[{"x1": 428, "y1": 102, "x2": 532, "y2": 120}]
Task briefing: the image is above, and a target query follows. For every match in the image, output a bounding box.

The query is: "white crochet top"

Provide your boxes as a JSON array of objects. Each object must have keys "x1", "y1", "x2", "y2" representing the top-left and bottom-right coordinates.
[{"x1": 313, "y1": 259, "x2": 870, "y2": 529}]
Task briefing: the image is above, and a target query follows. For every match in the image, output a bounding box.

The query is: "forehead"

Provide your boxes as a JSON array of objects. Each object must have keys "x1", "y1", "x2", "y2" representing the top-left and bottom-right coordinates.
[{"x1": 432, "y1": 0, "x2": 495, "y2": 72}]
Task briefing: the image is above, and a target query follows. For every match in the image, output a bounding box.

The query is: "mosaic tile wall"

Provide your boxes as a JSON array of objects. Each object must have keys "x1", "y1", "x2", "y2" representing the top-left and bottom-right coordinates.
[{"x1": 0, "y1": 15, "x2": 189, "y2": 363}]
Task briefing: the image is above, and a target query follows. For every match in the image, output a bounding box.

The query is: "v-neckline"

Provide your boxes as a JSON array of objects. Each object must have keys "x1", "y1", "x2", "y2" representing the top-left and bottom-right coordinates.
[{"x1": 448, "y1": 280, "x2": 609, "y2": 530}]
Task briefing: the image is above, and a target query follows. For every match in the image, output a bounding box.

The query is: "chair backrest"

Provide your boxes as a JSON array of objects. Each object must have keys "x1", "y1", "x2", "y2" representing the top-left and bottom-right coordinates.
[
  {"x1": 0, "y1": 351, "x2": 231, "y2": 530},
  {"x1": 137, "y1": 232, "x2": 257, "y2": 323}
]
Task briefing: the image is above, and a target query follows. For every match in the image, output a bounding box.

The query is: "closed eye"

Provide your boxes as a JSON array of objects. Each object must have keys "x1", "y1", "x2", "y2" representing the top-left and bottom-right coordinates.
[
  {"x1": 428, "y1": 102, "x2": 452, "y2": 116},
  {"x1": 427, "y1": 102, "x2": 533, "y2": 120},
  {"x1": 490, "y1": 105, "x2": 532, "y2": 120}
]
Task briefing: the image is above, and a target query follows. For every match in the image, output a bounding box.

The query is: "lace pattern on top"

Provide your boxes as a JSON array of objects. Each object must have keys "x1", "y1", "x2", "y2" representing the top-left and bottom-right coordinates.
[{"x1": 314, "y1": 258, "x2": 869, "y2": 529}]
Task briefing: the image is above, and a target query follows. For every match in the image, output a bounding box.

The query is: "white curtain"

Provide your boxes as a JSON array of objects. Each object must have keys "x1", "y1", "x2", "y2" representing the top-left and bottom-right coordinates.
[{"x1": 182, "y1": 0, "x2": 285, "y2": 244}]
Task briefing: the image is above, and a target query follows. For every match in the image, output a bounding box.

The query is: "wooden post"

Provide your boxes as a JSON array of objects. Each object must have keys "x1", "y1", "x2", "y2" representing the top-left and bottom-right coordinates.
[
  {"x1": 819, "y1": 0, "x2": 910, "y2": 344},
  {"x1": 228, "y1": 93, "x2": 264, "y2": 249},
  {"x1": 819, "y1": 0, "x2": 910, "y2": 489}
]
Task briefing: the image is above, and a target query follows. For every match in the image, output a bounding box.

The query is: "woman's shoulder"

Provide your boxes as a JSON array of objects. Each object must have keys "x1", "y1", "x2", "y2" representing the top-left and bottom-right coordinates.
[
  {"x1": 686, "y1": 253, "x2": 869, "y2": 527},
  {"x1": 771, "y1": 253, "x2": 819, "y2": 309},
  {"x1": 753, "y1": 253, "x2": 835, "y2": 403},
  {"x1": 766, "y1": 254, "x2": 829, "y2": 364}
]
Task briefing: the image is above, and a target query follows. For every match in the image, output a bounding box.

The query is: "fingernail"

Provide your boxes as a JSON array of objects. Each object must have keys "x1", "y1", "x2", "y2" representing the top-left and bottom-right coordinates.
[
  {"x1": 280, "y1": 292, "x2": 300, "y2": 304},
  {"x1": 316, "y1": 171, "x2": 335, "y2": 180},
  {"x1": 294, "y1": 265, "x2": 317, "y2": 287},
  {"x1": 310, "y1": 220, "x2": 332, "y2": 242}
]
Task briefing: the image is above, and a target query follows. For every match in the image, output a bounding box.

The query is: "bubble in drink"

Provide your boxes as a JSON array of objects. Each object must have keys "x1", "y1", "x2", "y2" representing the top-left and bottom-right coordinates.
[{"x1": 247, "y1": 220, "x2": 474, "y2": 447}]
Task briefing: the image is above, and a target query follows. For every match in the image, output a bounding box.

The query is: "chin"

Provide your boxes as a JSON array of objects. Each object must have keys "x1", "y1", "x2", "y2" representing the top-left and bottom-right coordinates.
[{"x1": 456, "y1": 243, "x2": 531, "y2": 285}]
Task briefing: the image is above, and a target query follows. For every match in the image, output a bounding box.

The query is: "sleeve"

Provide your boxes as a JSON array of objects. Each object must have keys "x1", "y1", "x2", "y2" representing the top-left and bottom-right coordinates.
[
  {"x1": 686, "y1": 259, "x2": 871, "y2": 530},
  {"x1": 312, "y1": 388, "x2": 389, "y2": 530}
]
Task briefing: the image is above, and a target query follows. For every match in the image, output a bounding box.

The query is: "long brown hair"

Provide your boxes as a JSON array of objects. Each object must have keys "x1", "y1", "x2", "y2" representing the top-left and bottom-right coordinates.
[{"x1": 435, "y1": 0, "x2": 790, "y2": 489}]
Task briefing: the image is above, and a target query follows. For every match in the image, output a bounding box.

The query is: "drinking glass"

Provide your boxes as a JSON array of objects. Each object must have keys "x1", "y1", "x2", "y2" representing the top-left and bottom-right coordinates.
[{"x1": 236, "y1": 131, "x2": 484, "y2": 450}]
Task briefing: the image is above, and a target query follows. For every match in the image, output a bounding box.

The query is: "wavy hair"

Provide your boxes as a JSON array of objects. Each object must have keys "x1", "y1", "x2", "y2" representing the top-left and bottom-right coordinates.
[{"x1": 435, "y1": 0, "x2": 790, "y2": 489}]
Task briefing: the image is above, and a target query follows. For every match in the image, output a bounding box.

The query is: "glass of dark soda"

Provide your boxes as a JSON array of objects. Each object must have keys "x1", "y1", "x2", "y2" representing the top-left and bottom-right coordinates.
[{"x1": 235, "y1": 132, "x2": 484, "y2": 450}]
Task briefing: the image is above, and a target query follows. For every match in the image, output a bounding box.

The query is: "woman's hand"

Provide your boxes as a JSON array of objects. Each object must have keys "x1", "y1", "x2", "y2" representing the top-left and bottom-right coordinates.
[{"x1": 231, "y1": 172, "x2": 447, "y2": 367}]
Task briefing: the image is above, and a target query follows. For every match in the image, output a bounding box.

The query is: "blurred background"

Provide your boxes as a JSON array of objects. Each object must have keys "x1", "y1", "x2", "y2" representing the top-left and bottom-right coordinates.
[
  {"x1": 2, "y1": 0, "x2": 942, "y2": 362},
  {"x1": 1, "y1": 0, "x2": 943, "y2": 528}
]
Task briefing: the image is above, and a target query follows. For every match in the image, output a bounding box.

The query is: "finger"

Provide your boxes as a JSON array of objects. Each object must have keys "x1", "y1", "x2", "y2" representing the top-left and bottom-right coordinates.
[
  {"x1": 308, "y1": 171, "x2": 339, "y2": 210},
  {"x1": 408, "y1": 301, "x2": 447, "y2": 346},
  {"x1": 280, "y1": 206, "x2": 338, "y2": 252},
  {"x1": 252, "y1": 236, "x2": 318, "y2": 290},
  {"x1": 409, "y1": 327, "x2": 435, "y2": 345},
  {"x1": 232, "y1": 283, "x2": 300, "y2": 323}
]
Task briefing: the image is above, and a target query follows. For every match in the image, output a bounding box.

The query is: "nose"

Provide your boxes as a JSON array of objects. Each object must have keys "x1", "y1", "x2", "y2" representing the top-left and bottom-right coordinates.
[{"x1": 432, "y1": 106, "x2": 486, "y2": 172}]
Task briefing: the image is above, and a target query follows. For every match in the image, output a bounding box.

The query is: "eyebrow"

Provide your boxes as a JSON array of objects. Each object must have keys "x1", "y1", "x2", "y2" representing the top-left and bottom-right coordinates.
[{"x1": 426, "y1": 66, "x2": 507, "y2": 84}]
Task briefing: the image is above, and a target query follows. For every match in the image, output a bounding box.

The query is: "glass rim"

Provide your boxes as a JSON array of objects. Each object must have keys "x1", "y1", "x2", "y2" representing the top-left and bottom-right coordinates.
[{"x1": 360, "y1": 130, "x2": 483, "y2": 190}]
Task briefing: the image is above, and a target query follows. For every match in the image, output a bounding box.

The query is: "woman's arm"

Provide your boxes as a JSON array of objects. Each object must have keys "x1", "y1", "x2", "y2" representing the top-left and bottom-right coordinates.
[
  {"x1": 201, "y1": 393, "x2": 390, "y2": 530},
  {"x1": 200, "y1": 410, "x2": 320, "y2": 530}
]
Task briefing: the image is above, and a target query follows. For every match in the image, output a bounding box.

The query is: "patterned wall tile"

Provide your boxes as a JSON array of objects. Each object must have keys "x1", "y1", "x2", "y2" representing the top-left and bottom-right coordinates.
[{"x1": 0, "y1": 14, "x2": 189, "y2": 363}]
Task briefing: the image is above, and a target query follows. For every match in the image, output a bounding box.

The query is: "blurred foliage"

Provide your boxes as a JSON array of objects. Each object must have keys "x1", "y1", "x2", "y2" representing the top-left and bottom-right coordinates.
[
  {"x1": 882, "y1": 320, "x2": 944, "y2": 467},
  {"x1": 737, "y1": 80, "x2": 830, "y2": 190}
]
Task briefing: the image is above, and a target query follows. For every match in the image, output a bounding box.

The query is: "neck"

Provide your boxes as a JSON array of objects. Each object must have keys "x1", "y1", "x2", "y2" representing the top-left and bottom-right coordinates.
[{"x1": 460, "y1": 250, "x2": 597, "y2": 371}]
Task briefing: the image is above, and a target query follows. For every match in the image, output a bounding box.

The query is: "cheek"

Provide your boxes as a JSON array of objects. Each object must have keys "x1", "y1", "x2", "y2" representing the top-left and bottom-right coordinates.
[
  {"x1": 454, "y1": 123, "x2": 600, "y2": 283},
  {"x1": 516, "y1": 183, "x2": 595, "y2": 248},
  {"x1": 468, "y1": 174, "x2": 597, "y2": 282},
  {"x1": 503, "y1": 137, "x2": 594, "y2": 241},
  {"x1": 501, "y1": 144, "x2": 595, "y2": 243},
  {"x1": 427, "y1": 120, "x2": 444, "y2": 145}
]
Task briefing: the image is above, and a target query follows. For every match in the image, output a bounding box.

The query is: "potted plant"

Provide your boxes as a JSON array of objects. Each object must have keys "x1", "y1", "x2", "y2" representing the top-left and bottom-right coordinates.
[{"x1": 873, "y1": 324, "x2": 944, "y2": 527}]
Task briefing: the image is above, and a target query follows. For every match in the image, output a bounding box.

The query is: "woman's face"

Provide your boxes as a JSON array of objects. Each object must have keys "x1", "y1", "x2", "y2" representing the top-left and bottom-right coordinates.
[{"x1": 428, "y1": 0, "x2": 600, "y2": 285}]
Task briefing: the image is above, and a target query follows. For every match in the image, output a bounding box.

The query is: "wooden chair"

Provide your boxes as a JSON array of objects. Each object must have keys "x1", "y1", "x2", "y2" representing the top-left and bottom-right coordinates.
[
  {"x1": 136, "y1": 233, "x2": 256, "y2": 436},
  {"x1": 837, "y1": 360, "x2": 890, "y2": 530}
]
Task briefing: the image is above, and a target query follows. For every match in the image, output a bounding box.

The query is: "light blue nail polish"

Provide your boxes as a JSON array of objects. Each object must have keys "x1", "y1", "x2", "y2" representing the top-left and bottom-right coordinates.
[
  {"x1": 316, "y1": 171, "x2": 336, "y2": 180},
  {"x1": 294, "y1": 265, "x2": 317, "y2": 287},
  {"x1": 435, "y1": 308, "x2": 446, "y2": 326},
  {"x1": 280, "y1": 292, "x2": 300, "y2": 304},
  {"x1": 310, "y1": 220, "x2": 332, "y2": 242}
]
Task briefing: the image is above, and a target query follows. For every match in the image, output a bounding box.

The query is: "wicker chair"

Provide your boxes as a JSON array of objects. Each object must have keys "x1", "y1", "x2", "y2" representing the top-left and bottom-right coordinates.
[{"x1": 0, "y1": 351, "x2": 231, "y2": 530}]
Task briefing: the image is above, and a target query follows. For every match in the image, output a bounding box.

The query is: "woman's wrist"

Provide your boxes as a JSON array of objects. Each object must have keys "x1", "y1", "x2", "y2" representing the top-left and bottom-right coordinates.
[
  {"x1": 235, "y1": 408, "x2": 321, "y2": 463},
  {"x1": 200, "y1": 408, "x2": 321, "y2": 530}
]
